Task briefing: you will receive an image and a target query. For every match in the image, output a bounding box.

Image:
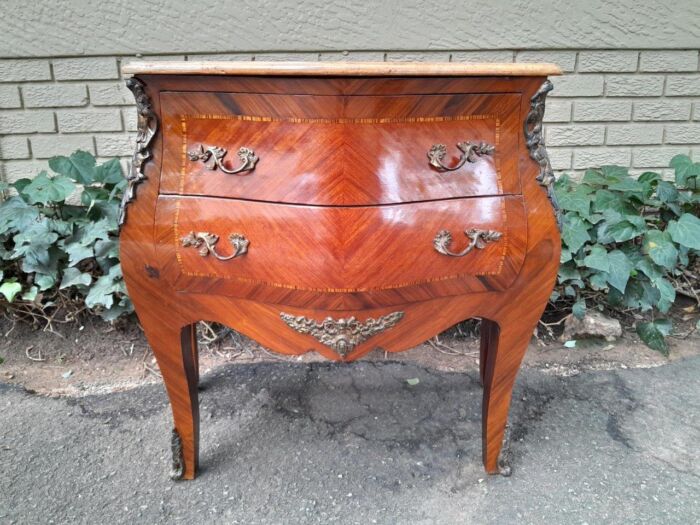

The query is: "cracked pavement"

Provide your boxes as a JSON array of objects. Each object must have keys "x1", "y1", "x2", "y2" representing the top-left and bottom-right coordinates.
[{"x1": 1, "y1": 357, "x2": 699, "y2": 524}]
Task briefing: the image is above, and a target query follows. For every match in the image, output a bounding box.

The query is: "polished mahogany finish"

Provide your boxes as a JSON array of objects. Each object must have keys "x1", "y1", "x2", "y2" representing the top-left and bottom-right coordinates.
[
  {"x1": 156, "y1": 195, "x2": 527, "y2": 303},
  {"x1": 120, "y1": 61, "x2": 562, "y2": 480},
  {"x1": 159, "y1": 91, "x2": 521, "y2": 204}
]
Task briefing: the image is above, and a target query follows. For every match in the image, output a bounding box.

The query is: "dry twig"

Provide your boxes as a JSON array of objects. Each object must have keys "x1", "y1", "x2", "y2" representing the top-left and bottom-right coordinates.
[{"x1": 24, "y1": 346, "x2": 46, "y2": 362}]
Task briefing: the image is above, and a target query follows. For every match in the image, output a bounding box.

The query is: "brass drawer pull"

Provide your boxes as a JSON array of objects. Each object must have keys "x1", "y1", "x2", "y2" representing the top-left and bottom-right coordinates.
[
  {"x1": 433, "y1": 228, "x2": 502, "y2": 257},
  {"x1": 181, "y1": 231, "x2": 249, "y2": 261},
  {"x1": 188, "y1": 145, "x2": 258, "y2": 175},
  {"x1": 427, "y1": 141, "x2": 494, "y2": 172}
]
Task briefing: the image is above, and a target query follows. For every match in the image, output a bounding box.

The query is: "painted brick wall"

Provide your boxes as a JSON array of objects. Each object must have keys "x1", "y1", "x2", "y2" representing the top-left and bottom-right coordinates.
[{"x1": 1, "y1": 49, "x2": 699, "y2": 183}]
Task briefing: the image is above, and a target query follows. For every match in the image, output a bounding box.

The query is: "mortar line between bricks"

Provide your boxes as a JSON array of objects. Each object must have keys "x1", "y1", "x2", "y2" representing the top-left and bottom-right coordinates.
[
  {"x1": 3, "y1": 49, "x2": 699, "y2": 174},
  {"x1": 2, "y1": 47, "x2": 700, "y2": 60}
]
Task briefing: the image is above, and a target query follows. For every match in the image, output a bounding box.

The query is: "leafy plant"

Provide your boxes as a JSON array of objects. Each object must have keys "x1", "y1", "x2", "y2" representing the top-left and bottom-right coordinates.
[
  {"x1": 553, "y1": 155, "x2": 700, "y2": 355},
  {"x1": 0, "y1": 151, "x2": 132, "y2": 322}
]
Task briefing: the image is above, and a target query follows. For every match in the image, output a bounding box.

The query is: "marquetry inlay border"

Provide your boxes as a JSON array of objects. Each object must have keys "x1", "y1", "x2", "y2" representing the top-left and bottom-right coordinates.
[
  {"x1": 176, "y1": 111, "x2": 503, "y2": 194},
  {"x1": 170, "y1": 112, "x2": 510, "y2": 292}
]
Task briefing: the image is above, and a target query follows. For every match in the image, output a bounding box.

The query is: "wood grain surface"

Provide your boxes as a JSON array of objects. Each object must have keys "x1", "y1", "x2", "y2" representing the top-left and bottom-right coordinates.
[
  {"x1": 120, "y1": 72, "x2": 561, "y2": 480},
  {"x1": 159, "y1": 91, "x2": 521, "y2": 204},
  {"x1": 123, "y1": 60, "x2": 562, "y2": 77},
  {"x1": 155, "y1": 195, "x2": 527, "y2": 300}
]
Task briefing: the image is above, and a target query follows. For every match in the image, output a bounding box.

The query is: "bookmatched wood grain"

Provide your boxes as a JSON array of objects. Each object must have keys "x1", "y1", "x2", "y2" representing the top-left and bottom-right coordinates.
[
  {"x1": 159, "y1": 91, "x2": 521, "y2": 204},
  {"x1": 120, "y1": 72, "x2": 561, "y2": 480},
  {"x1": 154, "y1": 195, "x2": 527, "y2": 306}
]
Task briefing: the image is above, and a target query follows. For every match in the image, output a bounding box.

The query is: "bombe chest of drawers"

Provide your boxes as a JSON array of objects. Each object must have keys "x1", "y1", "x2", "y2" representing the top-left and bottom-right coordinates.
[{"x1": 119, "y1": 61, "x2": 562, "y2": 480}]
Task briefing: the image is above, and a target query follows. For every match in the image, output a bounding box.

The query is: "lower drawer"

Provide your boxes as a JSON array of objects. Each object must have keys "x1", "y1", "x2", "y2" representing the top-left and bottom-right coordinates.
[{"x1": 154, "y1": 196, "x2": 527, "y2": 305}]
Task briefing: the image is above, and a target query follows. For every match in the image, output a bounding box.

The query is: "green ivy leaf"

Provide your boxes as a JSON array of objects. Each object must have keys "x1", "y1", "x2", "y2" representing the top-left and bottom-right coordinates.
[
  {"x1": 638, "y1": 171, "x2": 662, "y2": 186},
  {"x1": 606, "y1": 219, "x2": 646, "y2": 242},
  {"x1": 62, "y1": 241, "x2": 95, "y2": 267},
  {"x1": 560, "y1": 247, "x2": 573, "y2": 263},
  {"x1": 589, "y1": 271, "x2": 610, "y2": 290},
  {"x1": 0, "y1": 196, "x2": 41, "y2": 232},
  {"x1": 636, "y1": 320, "x2": 672, "y2": 356},
  {"x1": 608, "y1": 177, "x2": 646, "y2": 194},
  {"x1": 21, "y1": 286, "x2": 39, "y2": 302},
  {"x1": 558, "y1": 185, "x2": 593, "y2": 218},
  {"x1": 671, "y1": 154, "x2": 700, "y2": 189},
  {"x1": 656, "y1": 180, "x2": 680, "y2": 204},
  {"x1": 99, "y1": 296, "x2": 132, "y2": 321},
  {"x1": 667, "y1": 213, "x2": 700, "y2": 250},
  {"x1": 11, "y1": 220, "x2": 59, "y2": 268},
  {"x1": 91, "y1": 199, "x2": 120, "y2": 223},
  {"x1": 0, "y1": 281, "x2": 22, "y2": 302},
  {"x1": 93, "y1": 158, "x2": 123, "y2": 185},
  {"x1": 635, "y1": 257, "x2": 662, "y2": 281},
  {"x1": 12, "y1": 178, "x2": 33, "y2": 202},
  {"x1": 562, "y1": 215, "x2": 591, "y2": 253},
  {"x1": 558, "y1": 262, "x2": 582, "y2": 283},
  {"x1": 81, "y1": 187, "x2": 111, "y2": 208},
  {"x1": 581, "y1": 169, "x2": 608, "y2": 186},
  {"x1": 607, "y1": 287, "x2": 624, "y2": 308},
  {"x1": 94, "y1": 239, "x2": 120, "y2": 271},
  {"x1": 572, "y1": 299, "x2": 586, "y2": 319},
  {"x1": 592, "y1": 190, "x2": 638, "y2": 216},
  {"x1": 583, "y1": 244, "x2": 610, "y2": 273},
  {"x1": 43, "y1": 218, "x2": 71, "y2": 238},
  {"x1": 606, "y1": 250, "x2": 634, "y2": 293},
  {"x1": 642, "y1": 230, "x2": 678, "y2": 270},
  {"x1": 85, "y1": 264, "x2": 124, "y2": 310},
  {"x1": 77, "y1": 218, "x2": 113, "y2": 246},
  {"x1": 49, "y1": 150, "x2": 97, "y2": 185},
  {"x1": 35, "y1": 274, "x2": 56, "y2": 291},
  {"x1": 22, "y1": 172, "x2": 76, "y2": 205},
  {"x1": 587, "y1": 213, "x2": 605, "y2": 225},
  {"x1": 20, "y1": 248, "x2": 60, "y2": 279},
  {"x1": 651, "y1": 277, "x2": 675, "y2": 313},
  {"x1": 554, "y1": 173, "x2": 572, "y2": 192},
  {"x1": 623, "y1": 280, "x2": 658, "y2": 311},
  {"x1": 601, "y1": 165, "x2": 630, "y2": 181},
  {"x1": 60, "y1": 267, "x2": 93, "y2": 289},
  {"x1": 641, "y1": 281, "x2": 661, "y2": 311}
]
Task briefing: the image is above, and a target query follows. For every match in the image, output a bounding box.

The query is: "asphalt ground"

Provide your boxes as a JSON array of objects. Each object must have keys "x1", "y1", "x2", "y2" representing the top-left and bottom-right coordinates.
[{"x1": 1, "y1": 357, "x2": 699, "y2": 524}]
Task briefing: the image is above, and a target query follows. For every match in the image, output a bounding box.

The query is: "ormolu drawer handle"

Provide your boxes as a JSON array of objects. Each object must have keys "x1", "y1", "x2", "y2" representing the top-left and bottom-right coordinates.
[
  {"x1": 181, "y1": 231, "x2": 249, "y2": 261},
  {"x1": 427, "y1": 141, "x2": 494, "y2": 171},
  {"x1": 188, "y1": 145, "x2": 258, "y2": 175},
  {"x1": 433, "y1": 228, "x2": 502, "y2": 257}
]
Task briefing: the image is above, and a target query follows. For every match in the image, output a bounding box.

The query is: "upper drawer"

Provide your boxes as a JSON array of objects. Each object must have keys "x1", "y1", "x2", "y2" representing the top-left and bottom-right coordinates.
[{"x1": 159, "y1": 91, "x2": 522, "y2": 205}]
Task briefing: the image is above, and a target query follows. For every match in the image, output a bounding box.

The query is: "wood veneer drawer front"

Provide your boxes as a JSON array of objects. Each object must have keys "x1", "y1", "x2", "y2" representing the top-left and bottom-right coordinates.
[
  {"x1": 159, "y1": 91, "x2": 522, "y2": 205},
  {"x1": 155, "y1": 195, "x2": 527, "y2": 299}
]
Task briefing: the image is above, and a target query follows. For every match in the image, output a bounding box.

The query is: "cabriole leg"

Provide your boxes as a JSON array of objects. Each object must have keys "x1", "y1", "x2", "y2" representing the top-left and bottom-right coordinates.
[
  {"x1": 479, "y1": 318, "x2": 499, "y2": 387},
  {"x1": 139, "y1": 312, "x2": 200, "y2": 480},
  {"x1": 481, "y1": 316, "x2": 538, "y2": 476}
]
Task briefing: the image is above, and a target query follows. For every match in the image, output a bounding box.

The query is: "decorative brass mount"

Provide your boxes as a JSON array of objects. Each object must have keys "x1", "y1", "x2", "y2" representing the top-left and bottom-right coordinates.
[
  {"x1": 188, "y1": 145, "x2": 258, "y2": 174},
  {"x1": 524, "y1": 80, "x2": 561, "y2": 229},
  {"x1": 427, "y1": 141, "x2": 494, "y2": 171},
  {"x1": 279, "y1": 311, "x2": 405, "y2": 358},
  {"x1": 119, "y1": 78, "x2": 157, "y2": 228},
  {"x1": 433, "y1": 229, "x2": 502, "y2": 257},
  {"x1": 181, "y1": 231, "x2": 249, "y2": 261},
  {"x1": 170, "y1": 428, "x2": 184, "y2": 480}
]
